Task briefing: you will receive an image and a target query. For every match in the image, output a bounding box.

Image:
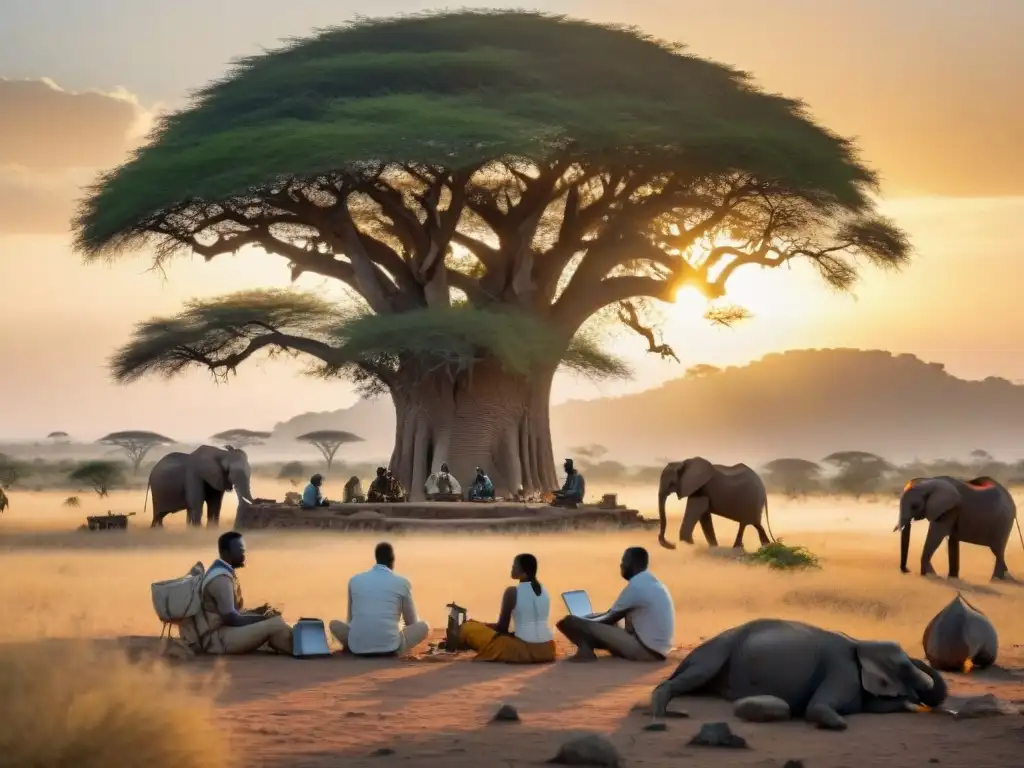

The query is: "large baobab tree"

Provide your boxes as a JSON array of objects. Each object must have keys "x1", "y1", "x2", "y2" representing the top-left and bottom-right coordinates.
[{"x1": 74, "y1": 11, "x2": 911, "y2": 498}]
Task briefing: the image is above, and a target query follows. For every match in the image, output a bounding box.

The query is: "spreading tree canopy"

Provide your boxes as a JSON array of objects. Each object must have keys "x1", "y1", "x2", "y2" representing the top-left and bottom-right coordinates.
[
  {"x1": 210, "y1": 428, "x2": 273, "y2": 448},
  {"x1": 296, "y1": 430, "x2": 363, "y2": 471},
  {"x1": 74, "y1": 10, "x2": 911, "y2": 498},
  {"x1": 97, "y1": 431, "x2": 174, "y2": 474}
]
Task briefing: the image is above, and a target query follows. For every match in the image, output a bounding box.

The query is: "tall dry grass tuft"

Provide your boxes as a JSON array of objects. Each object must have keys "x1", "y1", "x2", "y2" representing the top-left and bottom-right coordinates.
[{"x1": 0, "y1": 641, "x2": 229, "y2": 768}]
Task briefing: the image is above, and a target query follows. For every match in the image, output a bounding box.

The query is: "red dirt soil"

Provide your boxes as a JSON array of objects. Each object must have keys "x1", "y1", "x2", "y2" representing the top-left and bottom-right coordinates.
[{"x1": 195, "y1": 634, "x2": 1024, "y2": 768}]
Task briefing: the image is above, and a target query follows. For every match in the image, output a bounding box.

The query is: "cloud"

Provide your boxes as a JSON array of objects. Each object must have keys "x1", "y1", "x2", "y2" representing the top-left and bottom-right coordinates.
[{"x1": 0, "y1": 77, "x2": 153, "y2": 235}]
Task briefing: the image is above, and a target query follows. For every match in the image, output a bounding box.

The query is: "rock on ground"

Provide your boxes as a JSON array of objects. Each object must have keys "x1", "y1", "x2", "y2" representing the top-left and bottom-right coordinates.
[
  {"x1": 548, "y1": 733, "x2": 623, "y2": 767},
  {"x1": 953, "y1": 694, "x2": 1020, "y2": 719},
  {"x1": 733, "y1": 695, "x2": 792, "y2": 722},
  {"x1": 492, "y1": 704, "x2": 520, "y2": 722},
  {"x1": 688, "y1": 721, "x2": 750, "y2": 749}
]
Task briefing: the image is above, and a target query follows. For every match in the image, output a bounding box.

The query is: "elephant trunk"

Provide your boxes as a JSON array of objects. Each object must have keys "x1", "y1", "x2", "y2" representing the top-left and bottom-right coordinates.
[
  {"x1": 896, "y1": 497, "x2": 916, "y2": 572},
  {"x1": 657, "y1": 490, "x2": 676, "y2": 550},
  {"x1": 909, "y1": 657, "x2": 948, "y2": 708}
]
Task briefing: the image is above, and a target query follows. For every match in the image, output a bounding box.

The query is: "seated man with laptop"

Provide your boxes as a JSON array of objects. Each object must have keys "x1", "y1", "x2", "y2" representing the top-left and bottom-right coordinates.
[{"x1": 555, "y1": 546, "x2": 674, "y2": 662}]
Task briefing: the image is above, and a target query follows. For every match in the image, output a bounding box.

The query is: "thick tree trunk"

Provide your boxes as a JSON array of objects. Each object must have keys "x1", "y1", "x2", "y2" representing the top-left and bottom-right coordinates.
[{"x1": 388, "y1": 361, "x2": 559, "y2": 501}]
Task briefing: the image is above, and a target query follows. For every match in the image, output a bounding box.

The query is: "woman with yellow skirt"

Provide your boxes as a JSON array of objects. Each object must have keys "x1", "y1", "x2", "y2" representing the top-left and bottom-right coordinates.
[{"x1": 450, "y1": 553, "x2": 557, "y2": 663}]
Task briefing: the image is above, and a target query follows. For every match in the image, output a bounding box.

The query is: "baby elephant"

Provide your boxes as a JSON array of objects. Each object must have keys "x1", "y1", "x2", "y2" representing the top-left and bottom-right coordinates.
[
  {"x1": 651, "y1": 618, "x2": 947, "y2": 731},
  {"x1": 922, "y1": 593, "x2": 998, "y2": 672}
]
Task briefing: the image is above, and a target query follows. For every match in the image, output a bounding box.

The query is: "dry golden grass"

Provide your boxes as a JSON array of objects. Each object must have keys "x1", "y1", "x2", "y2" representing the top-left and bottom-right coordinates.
[
  {"x1": 4, "y1": 481, "x2": 1022, "y2": 768},
  {"x1": 0, "y1": 641, "x2": 227, "y2": 768},
  {"x1": 2, "y1": 481, "x2": 1023, "y2": 651}
]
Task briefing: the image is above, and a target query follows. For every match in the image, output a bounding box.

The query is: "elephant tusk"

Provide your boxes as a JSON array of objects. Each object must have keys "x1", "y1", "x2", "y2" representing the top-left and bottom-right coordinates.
[
  {"x1": 893, "y1": 523, "x2": 903, "y2": 533},
  {"x1": 240, "y1": 496, "x2": 253, "y2": 505}
]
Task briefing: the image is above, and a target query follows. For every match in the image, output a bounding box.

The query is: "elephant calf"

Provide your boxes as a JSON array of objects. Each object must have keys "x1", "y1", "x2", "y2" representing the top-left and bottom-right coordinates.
[
  {"x1": 651, "y1": 618, "x2": 947, "y2": 730},
  {"x1": 922, "y1": 593, "x2": 998, "y2": 672}
]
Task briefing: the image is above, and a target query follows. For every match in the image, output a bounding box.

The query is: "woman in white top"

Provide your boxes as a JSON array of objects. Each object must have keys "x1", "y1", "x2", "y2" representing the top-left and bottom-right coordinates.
[{"x1": 453, "y1": 553, "x2": 557, "y2": 663}]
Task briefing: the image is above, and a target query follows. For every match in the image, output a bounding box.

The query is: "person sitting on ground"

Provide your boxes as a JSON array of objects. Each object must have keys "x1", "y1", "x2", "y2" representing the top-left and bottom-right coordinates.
[
  {"x1": 343, "y1": 475, "x2": 366, "y2": 503},
  {"x1": 330, "y1": 541, "x2": 430, "y2": 656},
  {"x1": 468, "y1": 467, "x2": 496, "y2": 501},
  {"x1": 425, "y1": 462, "x2": 463, "y2": 501},
  {"x1": 551, "y1": 458, "x2": 585, "y2": 507},
  {"x1": 187, "y1": 531, "x2": 293, "y2": 655},
  {"x1": 300, "y1": 473, "x2": 330, "y2": 508},
  {"x1": 385, "y1": 469, "x2": 406, "y2": 502},
  {"x1": 555, "y1": 546, "x2": 674, "y2": 663},
  {"x1": 366, "y1": 466, "x2": 389, "y2": 502},
  {"x1": 449, "y1": 553, "x2": 557, "y2": 663}
]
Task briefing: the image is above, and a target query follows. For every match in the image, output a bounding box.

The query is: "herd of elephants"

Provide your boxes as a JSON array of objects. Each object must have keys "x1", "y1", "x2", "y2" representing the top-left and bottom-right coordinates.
[{"x1": 143, "y1": 444, "x2": 1022, "y2": 727}]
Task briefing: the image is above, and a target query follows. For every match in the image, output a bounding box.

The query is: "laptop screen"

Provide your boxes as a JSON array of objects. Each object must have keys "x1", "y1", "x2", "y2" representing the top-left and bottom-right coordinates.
[{"x1": 562, "y1": 589, "x2": 593, "y2": 617}]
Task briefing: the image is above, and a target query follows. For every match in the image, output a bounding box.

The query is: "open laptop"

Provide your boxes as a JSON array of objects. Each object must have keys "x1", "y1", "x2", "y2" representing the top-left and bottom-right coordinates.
[{"x1": 562, "y1": 589, "x2": 594, "y2": 617}]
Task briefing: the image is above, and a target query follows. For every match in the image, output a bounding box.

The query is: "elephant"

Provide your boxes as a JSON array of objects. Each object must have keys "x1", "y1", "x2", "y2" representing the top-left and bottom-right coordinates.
[
  {"x1": 657, "y1": 457, "x2": 773, "y2": 550},
  {"x1": 145, "y1": 445, "x2": 253, "y2": 527},
  {"x1": 922, "y1": 593, "x2": 998, "y2": 672},
  {"x1": 895, "y1": 475, "x2": 1020, "y2": 580},
  {"x1": 650, "y1": 618, "x2": 947, "y2": 731}
]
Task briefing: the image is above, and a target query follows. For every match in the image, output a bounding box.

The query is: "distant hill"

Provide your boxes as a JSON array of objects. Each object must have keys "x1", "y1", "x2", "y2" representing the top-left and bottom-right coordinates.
[{"x1": 272, "y1": 349, "x2": 1024, "y2": 466}]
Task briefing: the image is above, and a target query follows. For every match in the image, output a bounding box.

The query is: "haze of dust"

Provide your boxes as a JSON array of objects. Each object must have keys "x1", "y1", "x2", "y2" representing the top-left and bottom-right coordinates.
[{"x1": 2, "y1": 484, "x2": 1024, "y2": 768}]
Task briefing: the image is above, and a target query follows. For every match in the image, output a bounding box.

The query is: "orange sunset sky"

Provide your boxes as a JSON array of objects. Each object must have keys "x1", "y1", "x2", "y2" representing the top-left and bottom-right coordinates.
[{"x1": 0, "y1": 0, "x2": 1022, "y2": 440}]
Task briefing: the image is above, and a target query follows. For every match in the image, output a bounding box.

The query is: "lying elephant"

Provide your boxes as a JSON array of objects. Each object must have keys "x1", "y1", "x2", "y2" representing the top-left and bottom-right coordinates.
[
  {"x1": 651, "y1": 618, "x2": 947, "y2": 730},
  {"x1": 922, "y1": 593, "x2": 998, "y2": 672}
]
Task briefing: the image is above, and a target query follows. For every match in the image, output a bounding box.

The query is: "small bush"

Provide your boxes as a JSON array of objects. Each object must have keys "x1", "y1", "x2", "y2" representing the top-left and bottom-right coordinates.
[
  {"x1": 0, "y1": 641, "x2": 228, "y2": 768},
  {"x1": 748, "y1": 540, "x2": 820, "y2": 570},
  {"x1": 63, "y1": 496, "x2": 81, "y2": 507}
]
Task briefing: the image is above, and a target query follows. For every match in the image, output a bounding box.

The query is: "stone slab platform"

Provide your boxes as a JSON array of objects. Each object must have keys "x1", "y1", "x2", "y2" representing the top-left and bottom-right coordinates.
[{"x1": 235, "y1": 501, "x2": 658, "y2": 533}]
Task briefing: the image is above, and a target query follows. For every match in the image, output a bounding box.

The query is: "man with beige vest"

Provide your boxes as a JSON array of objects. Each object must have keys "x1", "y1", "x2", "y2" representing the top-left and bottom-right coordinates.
[{"x1": 189, "y1": 531, "x2": 293, "y2": 654}]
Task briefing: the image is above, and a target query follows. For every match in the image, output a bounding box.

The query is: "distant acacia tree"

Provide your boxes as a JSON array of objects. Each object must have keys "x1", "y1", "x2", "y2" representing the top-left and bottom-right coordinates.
[
  {"x1": 823, "y1": 451, "x2": 893, "y2": 498},
  {"x1": 569, "y1": 444, "x2": 608, "y2": 463},
  {"x1": 69, "y1": 460, "x2": 126, "y2": 498},
  {"x1": 0, "y1": 454, "x2": 27, "y2": 490},
  {"x1": 74, "y1": 11, "x2": 911, "y2": 500},
  {"x1": 210, "y1": 429, "x2": 272, "y2": 449},
  {"x1": 278, "y1": 461, "x2": 307, "y2": 483},
  {"x1": 97, "y1": 431, "x2": 174, "y2": 474},
  {"x1": 296, "y1": 430, "x2": 363, "y2": 471},
  {"x1": 684, "y1": 364, "x2": 722, "y2": 380},
  {"x1": 762, "y1": 458, "x2": 821, "y2": 497},
  {"x1": 47, "y1": 431, "x2": 71, "y2": 443}
]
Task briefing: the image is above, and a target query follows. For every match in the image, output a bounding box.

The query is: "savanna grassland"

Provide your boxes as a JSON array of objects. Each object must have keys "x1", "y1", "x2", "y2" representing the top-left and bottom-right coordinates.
[{"x1": 2, "y1": 483, "x2": 1023, "y2": 767}]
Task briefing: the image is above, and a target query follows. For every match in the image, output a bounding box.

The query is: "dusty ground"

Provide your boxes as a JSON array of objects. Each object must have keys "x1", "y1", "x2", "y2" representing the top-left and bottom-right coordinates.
[{"x1": 1, "y1": 483, "x2": 1023, "y2": 766}]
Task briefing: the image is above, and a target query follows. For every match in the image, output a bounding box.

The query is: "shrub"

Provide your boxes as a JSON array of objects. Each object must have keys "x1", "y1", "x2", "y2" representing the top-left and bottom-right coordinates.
[
  {"x1": 748, "y1": 541, "x2": 820, "y2": 570},
  {"x1": 0, "y1": 641, "x2": 228, "y2": 768},
  {"x1": 63, "y1": 496, "x2": 81, "y2": 508}
]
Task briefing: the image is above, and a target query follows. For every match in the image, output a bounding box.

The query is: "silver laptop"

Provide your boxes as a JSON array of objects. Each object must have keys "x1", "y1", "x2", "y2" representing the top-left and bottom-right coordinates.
[{"x1": 562, "y1": 589, "x2": 593, "y2": 617}]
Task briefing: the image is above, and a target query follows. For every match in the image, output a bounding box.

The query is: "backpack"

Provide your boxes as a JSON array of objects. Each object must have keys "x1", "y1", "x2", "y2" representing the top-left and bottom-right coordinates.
[{"x1": 151, "y1": 561, "x2": 207, "y2": 629}]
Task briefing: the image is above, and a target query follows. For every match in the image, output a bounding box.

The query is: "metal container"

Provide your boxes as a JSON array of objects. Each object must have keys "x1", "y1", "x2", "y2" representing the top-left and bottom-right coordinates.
[{"x1": 291, "y1": 617, "x2": 332, "y2": 659}]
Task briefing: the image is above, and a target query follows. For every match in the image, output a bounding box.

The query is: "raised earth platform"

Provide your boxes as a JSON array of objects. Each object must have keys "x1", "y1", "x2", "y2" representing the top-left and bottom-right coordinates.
[{"x1": 234, "y1": 500, "x2": 657, "y2": 533}]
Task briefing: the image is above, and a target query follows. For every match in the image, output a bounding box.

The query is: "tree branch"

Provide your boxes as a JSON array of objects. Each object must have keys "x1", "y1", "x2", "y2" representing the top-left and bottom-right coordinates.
[{"x1": 617, "y1": 301, "x2": 679, "y2": 362}]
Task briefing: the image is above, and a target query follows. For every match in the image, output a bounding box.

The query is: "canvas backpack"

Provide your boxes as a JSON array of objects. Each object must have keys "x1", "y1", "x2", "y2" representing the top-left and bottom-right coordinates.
[{"x1": 151, "y1": 561, "x2": 208, "y2": 632}]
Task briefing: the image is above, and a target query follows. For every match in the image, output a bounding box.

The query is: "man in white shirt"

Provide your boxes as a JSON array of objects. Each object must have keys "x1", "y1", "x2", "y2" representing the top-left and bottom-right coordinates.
[
  {"x1": 330, "y1": 542, "x2": 430, "y2": 656},
  {"x1": 555, "y1": 546, "x2": 675, "y2": 662}
]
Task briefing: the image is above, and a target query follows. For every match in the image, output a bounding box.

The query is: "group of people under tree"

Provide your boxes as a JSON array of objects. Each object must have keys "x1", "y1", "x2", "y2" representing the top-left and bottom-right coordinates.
[
  {"x1": 184, "y1": 532, "x2": 674, "y2": 666},
  {"x1": 299, "y1": 458, "x2": 586, "y2": 507}
]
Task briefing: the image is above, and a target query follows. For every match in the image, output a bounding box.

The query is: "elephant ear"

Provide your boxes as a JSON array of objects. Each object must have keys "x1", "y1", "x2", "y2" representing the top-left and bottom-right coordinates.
[
  {"x1": 857, "y1": 641, "x2": 912, "y2": 698},
  {"x1": 923, "y1": 481, "x2": 960, "y2": 522},
  {"x1": 677, "y1": 458, "x2": 715, "y2": 498},
  {"x1": 194, "y1": 447, "x2": 231, "y2": 492}
]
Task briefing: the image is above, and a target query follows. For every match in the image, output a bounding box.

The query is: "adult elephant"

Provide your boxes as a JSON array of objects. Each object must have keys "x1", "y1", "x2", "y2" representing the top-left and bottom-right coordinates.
[
  {"x1": 894, "y1": 476, "x2": 1021, "y2": 580},
  {"x1": 651, "y1": 618, "x2": 947, "y2": 730},
  {"x1": 146, "y1": 445, "x2": 253, "y2": 527},
  {"x1": 656, "y1": 457, "x2": 773, "y2": 550}
]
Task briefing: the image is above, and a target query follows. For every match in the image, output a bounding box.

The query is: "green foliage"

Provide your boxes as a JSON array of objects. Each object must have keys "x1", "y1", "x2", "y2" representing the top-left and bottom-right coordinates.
[
  {"x1": 111, "y1": 291, "x2": 630, "y2": 386},
  {"x1": 69, "y1": 460, "x2": 126, "y2": 498},
  {"x1": 748, "y1": 541, "x2": 820, "y2": 570},
  {"x1": 75, "y1": 11, "x2": 874, "y2": 252},
  {"x1": 0, "y1": 454, "x2": 29, "y2": 489},
  {"x1": 277, "y1": 461, "x2": 307, "y2": 480}
]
